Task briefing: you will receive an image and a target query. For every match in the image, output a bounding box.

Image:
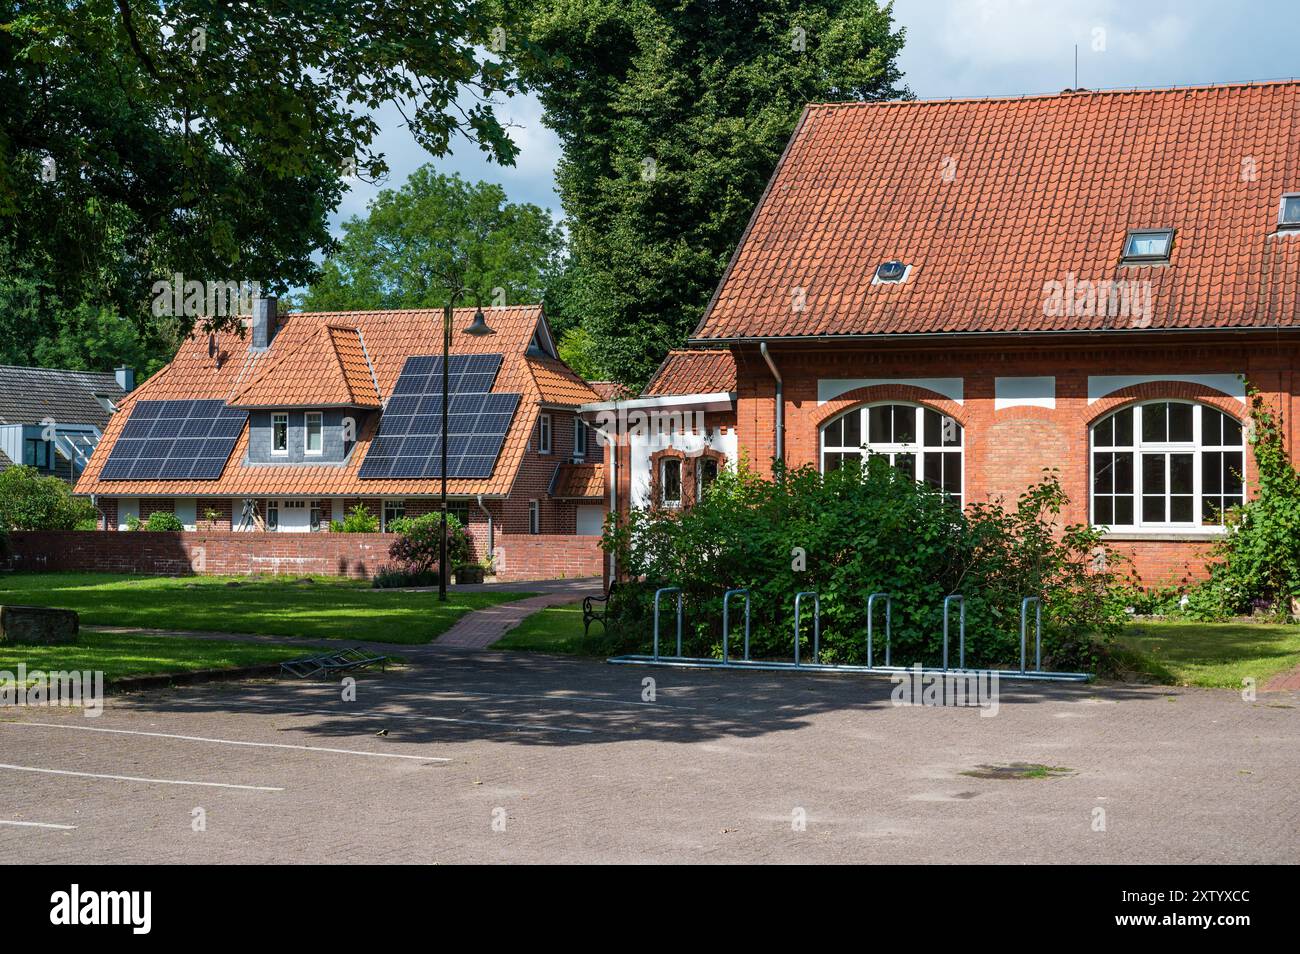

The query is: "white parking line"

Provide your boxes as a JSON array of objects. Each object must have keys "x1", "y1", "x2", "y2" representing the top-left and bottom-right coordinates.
[
  {"x1": 3, "y1": 722, "x2": 450, "y2": 762},
  {"x1": 212, "y1": 704, "x2": 598, "y2": 735},
  {"x1": 0, "y1": 820, "x2": 77, "y2": 830},
  {"x1": 0, "y1": 763, "x2": 283, "y2": 792}
]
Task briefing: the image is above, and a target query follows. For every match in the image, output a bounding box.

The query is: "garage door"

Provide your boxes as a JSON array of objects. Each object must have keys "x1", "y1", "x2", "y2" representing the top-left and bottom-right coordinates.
[{"x1": 576, "y1": 506, "x2": 605, "y2": 535}]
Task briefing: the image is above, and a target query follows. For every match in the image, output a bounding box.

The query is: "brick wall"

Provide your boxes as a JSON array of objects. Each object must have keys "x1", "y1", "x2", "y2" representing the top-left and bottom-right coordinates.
[
  {"x1": 5, "y1": 529, "x2": 603, "y2": 581},
  {"x1": 729, "y1": 334, "x2": 1299, "y2": 588}
]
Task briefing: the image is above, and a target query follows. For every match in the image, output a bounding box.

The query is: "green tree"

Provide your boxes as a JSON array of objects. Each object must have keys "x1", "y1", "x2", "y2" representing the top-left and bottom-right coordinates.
[
  {"x1": 303, "y1": 169, "x2": 564, "y2": 311},
  {"x1": 0, "y1": 465, "x2": 97, "y2": 530},
  {"x1": 1, "y1": 1, "x2": 526, "y2": 351},
  {"x1": 513, "y1": 0, "x2": 909, "y2": 385}
]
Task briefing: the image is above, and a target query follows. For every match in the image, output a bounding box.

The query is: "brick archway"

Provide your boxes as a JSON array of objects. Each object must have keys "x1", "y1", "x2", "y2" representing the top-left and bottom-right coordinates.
[
  {"x1": 1077, "y1": 381, "x2": 1246, "y2": 429},
  {"x1": 812, "y1": 385, "x2": 968, "y2": 430}
]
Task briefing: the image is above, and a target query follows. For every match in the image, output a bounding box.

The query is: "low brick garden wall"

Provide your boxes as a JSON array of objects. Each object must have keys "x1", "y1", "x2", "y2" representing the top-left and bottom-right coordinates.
[{"x1": 4, "y1": 530, "x2": 603, "y2": 582}]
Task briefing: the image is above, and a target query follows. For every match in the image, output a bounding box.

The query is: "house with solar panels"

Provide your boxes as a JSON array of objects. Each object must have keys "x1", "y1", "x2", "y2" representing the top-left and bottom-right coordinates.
[
  {"x1": 75, "y1": 299, "x2": 608, "y2": 553},
  {"x1": 0, "y1": 364, "x2": 131, "y2": 482}
]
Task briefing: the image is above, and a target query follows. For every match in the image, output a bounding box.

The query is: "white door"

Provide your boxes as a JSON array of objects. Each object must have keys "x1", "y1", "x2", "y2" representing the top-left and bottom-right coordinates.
[
  {"x1": 576, "y1": 505, "x2": 605, "y2": 536},
  {"x1": 277, "y1": 499, "x2": 311, "y2": 532}
]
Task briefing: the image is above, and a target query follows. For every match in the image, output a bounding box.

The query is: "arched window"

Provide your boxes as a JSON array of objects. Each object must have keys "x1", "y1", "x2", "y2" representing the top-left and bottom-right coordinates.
[
  {"x1": 1091, "y1": 400, "x2": 1244, "y2": 529},
  {"x1": 820, "y1": 403, "x2": 963, "y2": 506}
]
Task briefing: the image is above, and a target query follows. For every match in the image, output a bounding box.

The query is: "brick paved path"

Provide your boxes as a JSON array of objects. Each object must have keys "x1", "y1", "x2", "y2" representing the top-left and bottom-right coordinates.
[
  {"x1": 1263, "y1": 663, "x2": 1300, "y2": 691},
  {"x1": 431, "y1": 581, "x2": 596, "y2": 650}
]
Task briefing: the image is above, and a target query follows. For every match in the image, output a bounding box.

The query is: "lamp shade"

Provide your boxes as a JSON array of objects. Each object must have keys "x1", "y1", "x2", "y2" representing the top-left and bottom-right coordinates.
[{"x1": 463, "y1": 307, "x2": 494, "y2": 336}]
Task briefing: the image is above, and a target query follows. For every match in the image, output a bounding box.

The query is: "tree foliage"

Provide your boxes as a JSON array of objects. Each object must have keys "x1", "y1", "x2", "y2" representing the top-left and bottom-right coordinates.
[
  {"x1": 605, "y1": 459, "x2": 1124, "y2": 671},
  {"x1": 0, "y1": 465, "x2": 97, "y2": 530},
  {"x1": 512, "y1": 0, "x2": 909, "y2": 385},
  {"x1": 302, "y1": 169, "x2": 564, "y2": 311},
  {"x1": 1, "y1": 1, "x2": 526, "y2": 365}
]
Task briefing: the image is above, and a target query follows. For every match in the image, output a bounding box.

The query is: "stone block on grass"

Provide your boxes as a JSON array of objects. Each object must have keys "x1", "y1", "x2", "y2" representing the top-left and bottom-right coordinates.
[{"x1": 0, "y1": 605, "x2": 80, "y2": 645}]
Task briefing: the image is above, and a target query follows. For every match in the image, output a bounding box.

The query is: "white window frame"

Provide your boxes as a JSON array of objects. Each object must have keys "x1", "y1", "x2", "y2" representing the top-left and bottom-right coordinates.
[
  {"x1": 265, "y1": 499, "x2": 279, "y2": 530},
  {"x1": 1279, "y1": 192, "x2": 1300, "y2": 230},
  {"x1": 1122, "y1": 228, "x2": 1174, "y2": 263},
  {"x1": 537, "y1": 413, "x2": 552, "y2": 455},
  {"x1": 1089, "y1": 400, "x2": 1245, "y2": 532},
  {"x1": 697, "y1": 455, "x2": 720, "y2": 499},
  {"x1": 304, "y1": 411, "x2": 323, "y2": 455},
  {"x1": 819, "y1": 402, "x2": 964, "y2": 507},
  {"x1": 309, "y1": 501, "x2": 323, "y2": 532},
  {"x1": 528, "y1": 499, "x2": 540, "y2": 535},
  {"x1": 659, "y1": 457, "x2": 683, "y2": 509},
  {"x1": 382, "y1": 499, "x2": 405, "y2": 532},
  {"x1": 573, "y1": 417, "x2": 588, "y2": 460},
  {"x1": 271, "y1": 412, "x2": 289, "y2": 455}
]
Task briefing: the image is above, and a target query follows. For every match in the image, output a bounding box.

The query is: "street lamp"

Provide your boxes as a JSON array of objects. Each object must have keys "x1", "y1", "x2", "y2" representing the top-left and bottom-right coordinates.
[{"x1": 439, "y1": 301, "x2": 494, "y2": 601}]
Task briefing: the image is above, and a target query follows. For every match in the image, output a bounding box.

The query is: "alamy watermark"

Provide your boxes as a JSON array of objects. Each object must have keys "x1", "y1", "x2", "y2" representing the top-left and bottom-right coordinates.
[
  {"x1": 151, "y1": 273, "x2": 262, "y2": 319},
  {"x1": 1, "y1": 666, "x2": 104, "y2": 717},
  {"x1": 1043, "y1": 274, "x2": 1152, "y2": 324},
  {"x1": 890, "y1": 664, "x2": 999, "y2": 717}
]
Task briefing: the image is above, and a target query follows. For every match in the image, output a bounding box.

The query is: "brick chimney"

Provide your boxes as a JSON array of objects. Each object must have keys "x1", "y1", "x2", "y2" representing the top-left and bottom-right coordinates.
[{"x1": 251, "y1": 297, "x2": 278, "y2": 350}]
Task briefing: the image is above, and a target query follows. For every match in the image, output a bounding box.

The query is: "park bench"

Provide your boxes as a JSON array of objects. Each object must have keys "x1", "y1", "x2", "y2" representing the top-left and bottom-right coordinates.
[{"x1": 582, "y1": 582, "x2": 619, "y2": 637}]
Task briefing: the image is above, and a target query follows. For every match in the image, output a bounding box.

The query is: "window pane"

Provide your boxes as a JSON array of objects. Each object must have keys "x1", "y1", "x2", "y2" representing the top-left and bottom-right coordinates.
[
  {"x1": 1223, "y1": 452, "x2": 1244, "y2": 494},
  {"x1": 1168, "y1": 403, "x2": 1193, "y2": 442},
  {"x1": 893, "y1": 406, "x2": 916, "y2": 444},
  {"x1": 842, "y1": 410, "x2": 861, "y2": 448},
  {"x1": 893, "y1": 453, "x2": 915, "y2": 477},
  {"x1": 822, "y1": 452, "x2": 842, "y2": 472},
  {"x1": 1141, "y1": 454, "x2": 1166, "y2": 493},
  {"x1": 662, "y1": 460, "x2": 681, "y2": 502},
  {"x1": 924, "y1": 408, "x2": 940, "y2": 447},
  {"x1": 1171, "y1": 496, "x2": 1193, "y2": 523},
  {"x1": 823, "y1": 417, "x2": 843, "y2": 447},
  {"x1": 1283, "y1": 195, "x2": 1300, "y2": 224},
  {"x1": 1114, "y1": 408, "x2": 1134, "y2": 446},
  {"x1": 1170, "y1": 453, "x2": 1193, "y2": 494},
  {"x1": 1093, "y1": 415, "x2": 1114, "y2": 448},
  {"x1": 1142, "y1": 496, "x2": 1165, "y2": 522},
  {"x1": 1201, "y1": 406, "x2": 1222, "y2": 446},
  {"x1": 1094, "y1": 496, "x2": 1113, "y2": 524},
  {"x1": 1093, "y1": 452, "x2": 1114, "y2": 494},
  {"x1": 1201, "y1": 497, "x2": 1221, "y2": 525},
  {"x1": 942, "y1": 453, "x2": 961, "y2": 494},
  {"x1": 868, "y1": 406, "x2": 891, "y2": 443},
  {"x1": 1202, "y1": 451, "x2": 1222, "y2": 493},
  {"x1": 1115, "y1": 452, "x2": 1134, "y2": 492},
  {"x1": 923, "y1": 451, "x2": 941, "y2": 489},
  {"x1": 1220, "y1": 413, "x2": 1242, "y2": 446},
  {"x1": 1126, "y1": 231, "x2": 1171, "y2": 257},
  {"x1": 1141, "y1": 403, "x2": 1167, "y2": 442},
  {"x1": 1115, "y1": 496, "x2": 1134, "y2": 525}
]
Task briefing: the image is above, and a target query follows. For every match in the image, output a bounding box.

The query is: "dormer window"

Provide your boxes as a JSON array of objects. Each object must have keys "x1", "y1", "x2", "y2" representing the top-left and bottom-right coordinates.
[
  {"x1": 1122, "y1": 228, "x2": 1174, "y2": 263},
  {"x1": 1280, "y1": 194, "x2": 1300, "y2": 230},
  {"x1": 874, "y1": 260, "x2": 908, "y2": 283}
]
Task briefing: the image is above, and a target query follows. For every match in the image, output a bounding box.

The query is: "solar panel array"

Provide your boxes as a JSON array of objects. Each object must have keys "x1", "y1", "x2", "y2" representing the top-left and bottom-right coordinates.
[
  {"x1": 359, "y1": 354, "x2": 520, "y2": 480},
  {"x1": 100, "y1": 399, "x2": 247, "y2": 481}
]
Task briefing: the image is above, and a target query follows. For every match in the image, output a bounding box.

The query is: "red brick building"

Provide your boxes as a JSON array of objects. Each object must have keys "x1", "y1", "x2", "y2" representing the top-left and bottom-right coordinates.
[
  {"x1": 74, "y1": 303, "x2": 607, "y2": 575},
  {"x1": 588, "y1": 81, "x2": 1300, "y2": 587}
]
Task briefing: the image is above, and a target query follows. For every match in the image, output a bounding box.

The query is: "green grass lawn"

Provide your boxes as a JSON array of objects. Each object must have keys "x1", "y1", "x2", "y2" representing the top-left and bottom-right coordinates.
[
  {"x1": 0, "y1": 572, "x2": 534, "y2": 644},
  {"x1": 1117, "y1": 619, "x2": 1300, "y2": 688},
  {"x1": 0, "y1": 631, "x2": 314, "y2": 685},
  {"x1": 492, "y1": 603, "x2": 613, "y2": 656}
]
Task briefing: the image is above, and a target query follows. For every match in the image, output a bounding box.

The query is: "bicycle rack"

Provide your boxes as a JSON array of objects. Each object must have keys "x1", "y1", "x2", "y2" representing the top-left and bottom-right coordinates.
[
  {"x1": 867, "y1": 592, "x2": 891, "y2": 668},
  {"x1": 1020, "y1": 596, "x2": 1042, "y2": 674},
  {"x1": 652, "y1": 587, "x2": 683, "y2": 660},
  {"x1": 793, "y1": 591, "x2": 820, "y2": 665},
  {"x1": 722, "y1": 588, "x2": 751, "y2": 663},
  {"x1": 609, "y1": 589, "x2": 1087, "y2": 682},
  {"x1": 942, "y1": 594, "x2": 966, "y2": 670}
]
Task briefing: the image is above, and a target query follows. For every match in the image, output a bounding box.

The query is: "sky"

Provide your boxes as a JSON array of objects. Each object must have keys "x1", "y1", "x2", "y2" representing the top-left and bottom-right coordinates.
[{"x1": 330, "y1": 0, "x2": 1299, "y2": 234}]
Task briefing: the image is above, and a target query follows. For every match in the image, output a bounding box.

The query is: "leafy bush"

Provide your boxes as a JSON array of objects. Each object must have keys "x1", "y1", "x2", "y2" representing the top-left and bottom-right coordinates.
[
  {"x1": 387, "y1": 511, "x2": 472, "y2": 574},
  {"x1": 603, "y1": 458, "x2": 1125, "y2": 671},
  {"x1": 336, "y1": 504, "x2": 379, "y2": 533},
  {"x1": 143, "y1": 511, "x2": 185, "y2": 532},
  {"x1": 372, "y1": 563, "x2": 441, "y2": 589},
  {"x1": 0, "y1": 465, "x2": 98, "y2": 531},
  {"x1": 1194, "y1": 391, "x2": 1300, "y2": 618}
]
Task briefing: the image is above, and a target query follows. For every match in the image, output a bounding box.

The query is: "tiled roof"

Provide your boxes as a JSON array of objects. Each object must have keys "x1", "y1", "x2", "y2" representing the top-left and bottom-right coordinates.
[
  {"x1": 230, "y1": 323, "x2": 381, "y2": 408},
  {"x1": 644, "y1": 350, "x2": 737, "y2": 396},
  {"x1": 0, "y1": 365, "x2": 123, "y2": 428},
  {"x1": 693, "y1": 81, "x2": 1300, "y2": 341},
  {"x1": 588, "y1": 380, "x2": 634, "y2": 401},
  {"x1": 75, "y1": 306, "x2": 567, "y2": 498},
  {"x1": 549, "y1": 462, "x2": 605, "y2": 500},
  {"x1": 527, "y1": 356, "x2": 602, "y2": 405}
]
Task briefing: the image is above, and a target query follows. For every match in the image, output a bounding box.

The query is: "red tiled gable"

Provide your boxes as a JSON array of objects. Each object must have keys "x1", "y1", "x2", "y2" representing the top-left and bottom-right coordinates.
[
  {"x1": 76, "y1": 306, "x2": 561, "y2": 498},
  {"x1": 588, "y1": 380, "x2": 633, "y2": 401},
  {"x1": 527, "y1": 356, "x2": 602, "y2": 406},
  {"x1": 644, "y1": 350, "x2": 737, "y2": 396},
  {"x1": 549, "y1": 462, "x2": 605, "y2": 500},
  {"x1": 230, "y1": 323, "x2": 381, "y2": 408},
  {"x1": 693, "y1": 81, "x2": 1300, "y2": 341}
]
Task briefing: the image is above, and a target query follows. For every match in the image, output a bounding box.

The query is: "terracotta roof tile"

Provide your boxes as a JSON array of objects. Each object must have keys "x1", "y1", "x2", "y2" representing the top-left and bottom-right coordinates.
[
  {"x1": 588, "y1": 380, "x2": 634, "y2": 401},
  {"x1": 644, "y1": 350, "x2": 737, "y2": 396},
  {"x1": 693, "y1": 81, "x2": 1300, "y2": 340},
  {"x1": 76, "y1": 306, "x2": 556, "y2": 498},
  {"x1": 549, "y1": 461, "x2": 605, "y2": 500},
  {"x1": 526, "y1": 356, "x2": 602, "y2": 405}
]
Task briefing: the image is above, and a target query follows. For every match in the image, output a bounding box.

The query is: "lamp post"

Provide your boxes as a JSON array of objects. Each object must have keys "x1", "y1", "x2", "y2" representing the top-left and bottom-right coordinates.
[{"x1": 439, "y1": 300, "x2": 494, "y2": 601}]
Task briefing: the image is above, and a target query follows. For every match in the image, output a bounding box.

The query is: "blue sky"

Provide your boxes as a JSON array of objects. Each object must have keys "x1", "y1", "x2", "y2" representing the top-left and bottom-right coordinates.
[{"x1": 332, "y1": 0, "x2": 1299, "y2": 233}]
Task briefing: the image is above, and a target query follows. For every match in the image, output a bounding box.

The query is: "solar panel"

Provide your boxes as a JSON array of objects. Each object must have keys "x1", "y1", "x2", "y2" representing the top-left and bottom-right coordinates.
[
  {"x1": 101, "y1": 399, "x2": 246, "y2": 481},
  {"x1": 359, "y1": 353, "x2": 519, "y2": 480}
]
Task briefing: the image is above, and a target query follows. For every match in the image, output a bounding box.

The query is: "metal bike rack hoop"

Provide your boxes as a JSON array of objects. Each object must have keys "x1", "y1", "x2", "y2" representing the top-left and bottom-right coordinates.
[
  {"x1": 722, "y1": 588, "x2": 751, "y2": 663},
  {"x1": 793, "y1": 591, "x2": 820, "y2": 666},
  {"x1": 867, "y1": 592, "x2": 892, "y2": 668},
  {"x1": 1020, "y1": 596, "x2": 1043, "y2": 674},
  {"x1": 653, "y1": 587, "x2": 683, "y2": 660},
  {"x1": 942, "y1": 594, "x2": 966, "y2": 670}
]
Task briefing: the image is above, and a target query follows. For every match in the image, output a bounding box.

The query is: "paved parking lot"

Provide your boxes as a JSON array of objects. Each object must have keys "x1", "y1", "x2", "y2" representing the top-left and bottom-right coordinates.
[{"x1": 1, "y1": 653, "x2": 1296, "y2": 863}]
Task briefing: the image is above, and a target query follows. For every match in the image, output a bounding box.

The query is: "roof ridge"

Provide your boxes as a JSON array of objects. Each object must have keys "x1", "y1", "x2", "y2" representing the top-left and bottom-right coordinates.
[{"x1": 806, "y1": 78, "x2": 1300, "y2": 110}]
